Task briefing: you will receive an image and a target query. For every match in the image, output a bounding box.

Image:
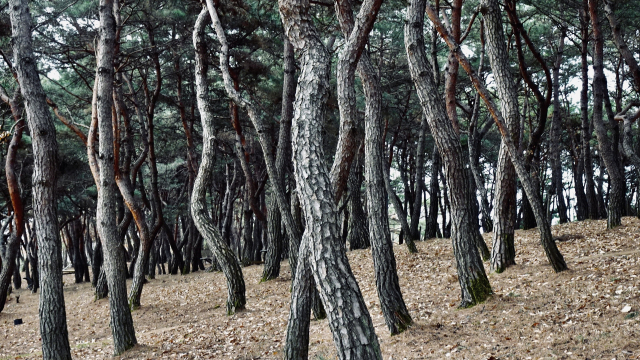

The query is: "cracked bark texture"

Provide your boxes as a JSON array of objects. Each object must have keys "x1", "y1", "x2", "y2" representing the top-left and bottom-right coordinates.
[
  {"x1": 93, "y1": 0, "x2": 138, "y2": 354},
  {"x1": 8, "y1": 0, "x2": 74, "y2": 358},
  {"x1": 334, "y1": 0, "x2": 412, "y2": 334},
  {"x1": 203, "y1": 0, "x2": 302, "y2": 277},
  {"x1": 279, "y1": 0, "x2": 382, "y2": 356},
  {"x1": 480, "y1": 0, "x2": 519, "y2": 273},
  {"x1": 424, "y1": 2, "x2": 568, "y2": 273},
  {"x1": 405, "y1": 0, "x2": 492, "y2": 307},
  {"x1": 346, "y1": 149, "x2": 370, "y2": 251},
  {"x1": 192, "y1": 8, "x2": 246, "y2": 315}
]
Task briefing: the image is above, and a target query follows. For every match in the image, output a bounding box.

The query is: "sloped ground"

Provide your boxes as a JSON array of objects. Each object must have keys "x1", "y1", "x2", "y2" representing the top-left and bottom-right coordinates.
[{"x1": 1, "y1": 217, "x2": 639, "y2": 359}]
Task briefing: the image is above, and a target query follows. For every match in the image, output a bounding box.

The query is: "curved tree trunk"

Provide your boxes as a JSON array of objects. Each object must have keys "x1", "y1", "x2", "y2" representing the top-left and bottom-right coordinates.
[
  {"x1": 192, "y1": 9, "x2": 246, "y2": 315},
  {"x1": 278, "y1": 0, "x2": 383, "y2": 356},
  {"x1": 405, "y1": 0, "x2": 492, "y2": 307},
  {"x1": 481, "y1": 0, "x2": 520, "y2": 273},
  {"x1": 425, "y1": 2, "x2": 568, "y2": 273},
  {"x1": 0, "y1": 82, "x2": 25, "y2": 313}
]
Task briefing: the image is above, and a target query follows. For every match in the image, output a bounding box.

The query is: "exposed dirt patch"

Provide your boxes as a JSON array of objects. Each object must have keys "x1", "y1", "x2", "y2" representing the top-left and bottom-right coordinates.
[{"x1": 1, "y1": 217, "x2": 639, "y2": 359}]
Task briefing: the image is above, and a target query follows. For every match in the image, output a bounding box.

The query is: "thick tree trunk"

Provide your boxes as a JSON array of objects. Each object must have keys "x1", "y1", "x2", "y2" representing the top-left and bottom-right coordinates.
[
  {"x1": 8, "y1": 0, "x2": 73, "y2": 357},
  {"x1": 405, "y1": 0, "x2": 492, "y2": 307},
  {"x1": 192, "y1": 9, "x2": 246, "y2": 315},
  {"x1": 279, "y1": 0, "x2": 383, "y2": 356}
]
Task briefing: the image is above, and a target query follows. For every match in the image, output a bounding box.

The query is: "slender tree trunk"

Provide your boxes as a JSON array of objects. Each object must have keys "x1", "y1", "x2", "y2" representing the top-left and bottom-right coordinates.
[
  {"x1": 550, "y1": 30, "x2": 568, "y2": 224},
  {"x1": 262, "y1": 39, "x2": 295, "y2": 281},
  {"x1": 425, "y1": 2, "x2": 568, "y2": 273},
  {"x1": 410, "y1": 115, "x2": 428, "y2": 241},
  {"x1": 426, "y1": 146, "x2": 441, "y2": 239},
  {"x1": 333, "y1": 0, "x2": 413, "y2": 334},
  {"x1": 346, "y1": 149, "x2": 370, "y2": 250},
  {"x1": 8, "y1": 0, "x2": 73, "y2": 357},
  {"x1": 480, "y1": 0, "x2": 520, "y2": 273},
  {"x1": 0, "y1": 83, "x2": 25, "y2": 313},
  {"x1": 589, "y1": 0, "x2": 625, "y2": 229},
  {"x1": 192, "y1": 9, "x2": 246, "y2": 315},
  {"x1": 94, "y1": 0, "x2": 138, "y2": 354},
  {"x1": 581, "y1": 1, "x2": 599, "y2": 220},
  {"x1": 405, "y1": 0, "x2": 492, "y2": 306}
]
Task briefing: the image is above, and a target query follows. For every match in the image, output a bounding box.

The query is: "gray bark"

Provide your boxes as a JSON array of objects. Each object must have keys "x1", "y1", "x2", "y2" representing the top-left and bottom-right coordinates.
[
  {"x1": 405, "y1": 0, "x2": 492, "y2": 306},
  {"x1": 8, "y1": 0, "x2": 74, "y2": 357},
  {"x1": 192, "y1": 8, "x2": 246, "y2": 315},
  {"x1": 279, "y1": 0, "x2": 383, "y2": 356}
]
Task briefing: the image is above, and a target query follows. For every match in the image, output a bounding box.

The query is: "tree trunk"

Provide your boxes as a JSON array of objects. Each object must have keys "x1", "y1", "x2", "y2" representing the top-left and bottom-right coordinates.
[
  {"x1": 480, "y1": 0, "x2": 520, "y2": 273},
  {"x1": 550, "y1": 30, "x2": 568, "y2": 224},
  {"x1": 581, "y1": 0, "x2": 599, "y2": 220},
  {"x1": 589, "y1": 0, "x2": 625, "y2": 229},
  {"x1": 279, "y1": 0, "x2": 383, "y2": 355},
  {"x1": 192, "y1": 9, "x2": 246, "y2": 315},
  {"x1": 8, "y1": 0, "x2": 73, "y2": 357},
  {"x1": 262, "y1": 39, "x2": 294, "y2": 281},
  {"x1": 425, "y1": 2, "x2": 568, "y2": 273},
  {"x1": 426, "y1": 146, "x2": 441, "y2": 239},
  {"x1": 0, "y1": 81, "x2": 25, "y2": 313},
  {"x1": 346, "y1": 150, "x2": 370, "y2": 250},
  {"x1": 94, "y1": 0, "x2": 138, "y2": 354},
  {"x1": 410, "y1": 115, "x2": 428, "y2": 241},
  {"x1": 405, "y1": 0, "x2": 492, "y2": 306}
]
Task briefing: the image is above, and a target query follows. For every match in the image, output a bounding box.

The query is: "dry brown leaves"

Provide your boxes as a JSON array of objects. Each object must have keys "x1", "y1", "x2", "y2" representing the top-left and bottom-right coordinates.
[{"x1": 1, "y1": 217, "x2": 639, "y2": 359}]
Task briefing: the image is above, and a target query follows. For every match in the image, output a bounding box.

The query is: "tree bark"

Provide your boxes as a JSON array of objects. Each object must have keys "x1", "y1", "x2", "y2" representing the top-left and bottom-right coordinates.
[
  {"x1": 192, "y1": 9, "x2": 246, "y2": 315},
  {"x1": 425, "y1": 2, "x2": 568, "y2": 273},
  {"x1": 581, "y1": 0, "x2": 599, "y2": 220},
  {"x1": 279, "y1": 0, "x2": 383, "y2": 356},
  {"x1": 346, "y1": 149, "x2": 370, "y2": 250},
  {"x1": 550, "y1": 29, "x2": 568, "y2": 224},
  {"x1": 333, "y1": 0, "x2": 413, "y2": 334},
  {"x1": 589, "y1": 0, "x2": 625, "y2": 229},
  {"x1": 93, "y1": 0, "x2": 138, "y2": 354},
  {"x1": 426, "y1": 146, "x2": 441, "y2": 239},
  {"x1": 480, "y1": 0, "x2": 519, "y2": 273},
  {"x1": 0, "y1": 83, "x2": 24, "y2": 313},
  {"x1": 262, "y1": 39, "x2": 295, "y2": 282},
  {"x1": 8, "y1": 0, "x2": 75, "y2": 357},
  {"x1": 405, "y1": 0, "x2": 492, "y2": 307}
]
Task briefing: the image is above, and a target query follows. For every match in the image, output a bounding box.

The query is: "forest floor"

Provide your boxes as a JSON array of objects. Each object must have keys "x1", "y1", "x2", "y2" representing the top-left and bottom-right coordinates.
[{"x1": 1, "y1": 217, "x2": 640, "y2": 359}]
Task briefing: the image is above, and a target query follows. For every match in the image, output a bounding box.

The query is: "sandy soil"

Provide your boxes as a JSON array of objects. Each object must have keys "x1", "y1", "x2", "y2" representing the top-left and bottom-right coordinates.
[{"x1": 1, "y1": 217, "x2": 639, "y2": 359}]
